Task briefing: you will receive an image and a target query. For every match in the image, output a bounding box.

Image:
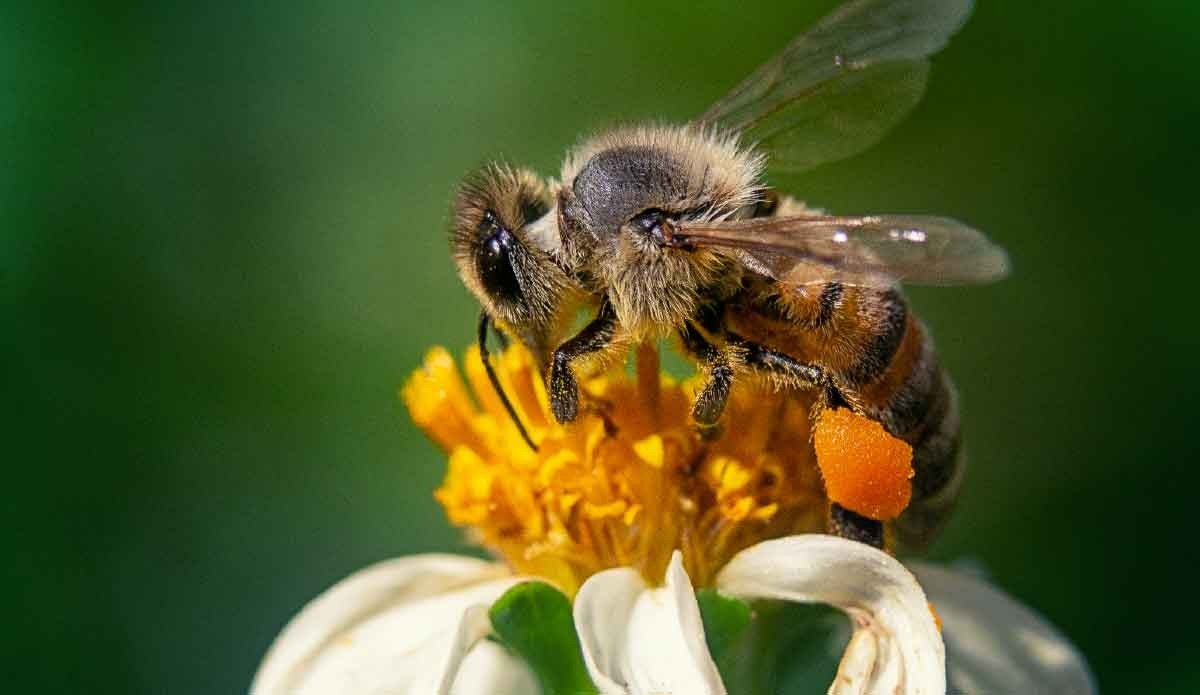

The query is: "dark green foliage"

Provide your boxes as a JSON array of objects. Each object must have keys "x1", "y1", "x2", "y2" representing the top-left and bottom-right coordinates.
[{"x1": 489, "y1": 582, "x2": 599, "y2": 695}]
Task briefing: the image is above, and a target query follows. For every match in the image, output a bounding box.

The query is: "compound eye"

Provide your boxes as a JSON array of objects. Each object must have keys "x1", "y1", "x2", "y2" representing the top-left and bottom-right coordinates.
[
  {"x1": 482, "y1": 231, "x2": 504, "y2": 258},
  {"x1": 477, "y1": 212, "x2": 522, "y2": 302}
]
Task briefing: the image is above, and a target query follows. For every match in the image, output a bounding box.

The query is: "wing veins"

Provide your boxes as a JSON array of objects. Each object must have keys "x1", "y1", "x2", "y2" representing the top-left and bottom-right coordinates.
[
  {"x1": 671, "y1": 214, "x2": 1009, "y2": 286},
  {"x1": 696, "y1": 0, "x2": 973, "y2": 174}
]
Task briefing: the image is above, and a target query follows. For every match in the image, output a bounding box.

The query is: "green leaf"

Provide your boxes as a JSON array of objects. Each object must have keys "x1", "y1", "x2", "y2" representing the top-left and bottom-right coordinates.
[
  {"x1": 488, "y1": 581, "x2": 600, "y2": 695},
  {"x1": 696, "y1": 589, "x2": 752, "y2": 662},
  {"x1": 707, "y1": 598, "x2": 848, "y2": 695}
]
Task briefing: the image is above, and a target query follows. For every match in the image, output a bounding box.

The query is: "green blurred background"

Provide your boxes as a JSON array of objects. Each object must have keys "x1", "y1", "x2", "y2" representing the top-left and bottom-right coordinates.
[{"x1": 5, "y1": 0, "x2": 1198, "y2": 692}]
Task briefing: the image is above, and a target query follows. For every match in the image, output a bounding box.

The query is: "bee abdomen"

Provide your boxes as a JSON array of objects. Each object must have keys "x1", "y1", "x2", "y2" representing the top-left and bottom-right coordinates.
[
  {"x1": 840, "y1": 302, "x2": 964, "y2": 548},
  {"x1": 811, "y1": 281, "x2": 844, "y2": 329},
  {"x1": 727, "y1": 281, "x2": 964, "y2": 545},
  {"x1": 843, "y1": 288, "x2": 908, "y2": 387},
  {"x1": 882, "y1": 329, "x2": 964, "y2": 548},
  {"x1": 894, "y1": 376, "x2": 963, "y2": 548}
]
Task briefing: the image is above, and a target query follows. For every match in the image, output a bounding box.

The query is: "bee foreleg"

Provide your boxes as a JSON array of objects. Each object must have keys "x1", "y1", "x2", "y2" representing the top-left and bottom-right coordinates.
[
  {"x1": 679, "y1": 323, "x2": 738, "y2": 426},
  {"x1": 549, "y1": 300, "x2": 618, "y2": 424}
]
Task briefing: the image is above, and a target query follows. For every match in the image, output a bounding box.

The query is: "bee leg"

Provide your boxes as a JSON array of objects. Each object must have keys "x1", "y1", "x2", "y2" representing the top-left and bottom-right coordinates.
[
  {"x1": 729, "y1": 334, "x2": 828, "y2": 390},
  {"x1": 549, "y1": 301, "x2": 618, "y2": 424},
  {"x1": 679, "y1": 323, "x2": 737, "y2": 427},
  {"x1": 829, "y1": 503, "x2": 885, "y2": 549},
  {"x1": 728, "y1": 336, "x2": 884, "y2": 548}
]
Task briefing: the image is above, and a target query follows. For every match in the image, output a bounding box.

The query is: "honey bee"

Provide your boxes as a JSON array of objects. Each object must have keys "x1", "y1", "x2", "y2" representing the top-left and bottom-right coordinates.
[{"x1": 448, "y1": 0, "x2": 1006, "y2": 548}]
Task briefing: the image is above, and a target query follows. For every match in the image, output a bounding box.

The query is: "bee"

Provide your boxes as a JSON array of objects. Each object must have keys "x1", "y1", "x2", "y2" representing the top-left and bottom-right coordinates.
[{"x1": 448, "y1": 0, "x2": 1007, "y2": 549}]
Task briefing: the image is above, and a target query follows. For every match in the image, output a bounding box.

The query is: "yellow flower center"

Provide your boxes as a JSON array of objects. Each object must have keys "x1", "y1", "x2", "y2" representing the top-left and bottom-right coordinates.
[{"x1": 403, "y1": 342, "x2": 832, "y2": 595}]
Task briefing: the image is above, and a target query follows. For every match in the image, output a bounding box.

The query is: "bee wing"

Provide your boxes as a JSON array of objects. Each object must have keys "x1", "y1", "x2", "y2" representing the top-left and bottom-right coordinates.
[
  {"x1": 698, "y1": 0, "x2": 972, "y2": 174},
  {"x1": 671, "y1": 214, "x2": 1009, "y2": 287}
]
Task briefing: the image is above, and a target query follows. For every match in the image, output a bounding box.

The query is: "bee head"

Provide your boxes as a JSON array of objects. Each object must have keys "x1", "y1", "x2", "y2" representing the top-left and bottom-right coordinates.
[{"x1": 451, "y1": 164, "x2": 573, "y2": 346}]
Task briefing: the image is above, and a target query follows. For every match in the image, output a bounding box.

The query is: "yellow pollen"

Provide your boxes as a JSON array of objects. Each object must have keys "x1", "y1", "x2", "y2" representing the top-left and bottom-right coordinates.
[
  {"x1": 403, "y1": 343, "x2": 830, "y2": 594},
  {"x1": 633, "y1": 435, "x2": 665, "y2": 468}
]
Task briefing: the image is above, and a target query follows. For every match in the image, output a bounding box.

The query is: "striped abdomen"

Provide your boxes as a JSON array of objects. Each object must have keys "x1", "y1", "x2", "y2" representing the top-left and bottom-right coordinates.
[{"x1": 725, "y1": 277, "x2": 964, "y2": 548}]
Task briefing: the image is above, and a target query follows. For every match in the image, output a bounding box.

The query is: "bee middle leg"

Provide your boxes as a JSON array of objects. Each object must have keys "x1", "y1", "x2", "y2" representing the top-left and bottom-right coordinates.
[
  {"x1": 679, "y1": 325, "x2": 832, "y2": 426},
  {"x1": 678, "y1": 322, "x2": 738, "y2": 427},
  {"x1": 549, "y1": 300, "x2": 618, "y2": 424}
]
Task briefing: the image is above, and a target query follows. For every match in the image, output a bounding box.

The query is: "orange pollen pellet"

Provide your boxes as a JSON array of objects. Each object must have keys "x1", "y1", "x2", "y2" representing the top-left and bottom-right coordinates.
[{"x1": 813, "y1": 407, "x2": 914, "y2": 521}]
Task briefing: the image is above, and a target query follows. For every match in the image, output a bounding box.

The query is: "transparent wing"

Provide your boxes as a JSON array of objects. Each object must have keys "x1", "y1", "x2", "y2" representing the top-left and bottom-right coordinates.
[
  {"x1": 698, "y1": 0, "x2": 973, "y2": 174},
  {"x1": 669, "y1": 214, "x2": 1009, "y2": 287}
]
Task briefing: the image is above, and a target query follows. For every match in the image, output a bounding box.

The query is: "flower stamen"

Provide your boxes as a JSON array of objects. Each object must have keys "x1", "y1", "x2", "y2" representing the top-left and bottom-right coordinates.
[{"x1": 404, "y1": 342, "x2": 838, "y2": 595}]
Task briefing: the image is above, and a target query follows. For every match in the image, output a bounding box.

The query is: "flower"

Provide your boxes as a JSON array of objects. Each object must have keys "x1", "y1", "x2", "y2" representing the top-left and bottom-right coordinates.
[
  {"x1": 251, "y1": 344, "x2": 1096, "y2": 694},
  {"x1": 251, "y1": 554, "x2": 534, "y2": 694},
  {"x1": 410, "y1": 342, "x2": 831, "y2": 594}
]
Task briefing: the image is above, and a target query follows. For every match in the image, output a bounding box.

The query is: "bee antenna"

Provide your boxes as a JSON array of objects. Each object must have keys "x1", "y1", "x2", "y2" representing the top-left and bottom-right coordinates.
[{"x1": 477, "y1": 311, "x2": 539, "y2": 453}]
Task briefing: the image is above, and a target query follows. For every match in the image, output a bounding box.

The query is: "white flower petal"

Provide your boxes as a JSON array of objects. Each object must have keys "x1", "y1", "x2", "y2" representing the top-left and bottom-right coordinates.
[
  {"x1": 912, "y1": 564, "x2": 1097, "y2": 695},
  {"x1": 623, "y1": 553, "x2": 727, "y2": 695},
  {"x1": 574, "y1": 551, "x2": 726, "y2": 695},
  {"x1": 448, "y1": 639, "x2": 539, "y2": 695},
  {"x1": 252, "y1": 554, "x2": 520, "y2": 695},
  {"x1": 715, "y1": 535, "x2": 944, "y2": 695},
  {"x1": 574, "y1": 565, "x2": 644, "y2": 694},
  {"x1": 408, "y1": 603, "x2": 494, "y2": 694}
]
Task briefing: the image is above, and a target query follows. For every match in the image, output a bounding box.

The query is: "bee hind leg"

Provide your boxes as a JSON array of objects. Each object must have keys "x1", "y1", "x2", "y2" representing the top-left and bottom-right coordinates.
[
  {"x1": 828, "y1": 503, "x2": 885, "y2": 549},
  {"x1": 729, "y1": 334, "x2": 828, "y2": 392},
  {"x1": 725, "y1": 336, "x2": 885, "y2": 549},
  {"x1": 548, "y1": 301, "x2": 618, "y2": 424}
]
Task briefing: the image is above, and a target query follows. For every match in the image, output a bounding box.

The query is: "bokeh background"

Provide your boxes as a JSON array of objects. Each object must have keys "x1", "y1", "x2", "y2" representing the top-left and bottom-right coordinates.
[{"x1": 6, "y1": 1, "x2": 1198, "y2": 692}]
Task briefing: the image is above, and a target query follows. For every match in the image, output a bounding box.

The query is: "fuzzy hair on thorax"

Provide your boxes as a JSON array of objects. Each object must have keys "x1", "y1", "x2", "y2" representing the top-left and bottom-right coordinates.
[{"x1": 555, "y1": 124, "x2": 766, "y2": 337}]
